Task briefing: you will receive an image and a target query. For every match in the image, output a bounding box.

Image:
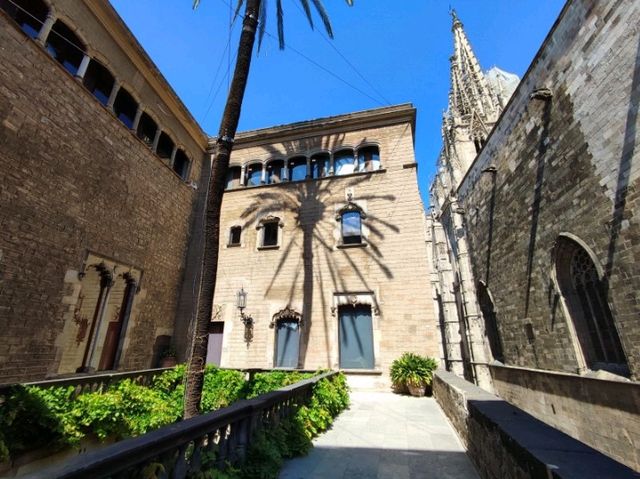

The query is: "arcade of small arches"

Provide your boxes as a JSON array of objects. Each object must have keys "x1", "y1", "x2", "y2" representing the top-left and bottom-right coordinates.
[
  {"x1": 0, "y1": 0, "x2": 192, "y2": 180},
  {"x1": 225, "y1": 145, "x2": 381, "y2": 190}
]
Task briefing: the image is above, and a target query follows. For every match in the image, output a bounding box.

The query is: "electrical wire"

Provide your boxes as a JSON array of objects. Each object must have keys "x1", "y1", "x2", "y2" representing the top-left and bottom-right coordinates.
[{"x1": 289, "y1": 0, "x2": 392, "y2": 106}]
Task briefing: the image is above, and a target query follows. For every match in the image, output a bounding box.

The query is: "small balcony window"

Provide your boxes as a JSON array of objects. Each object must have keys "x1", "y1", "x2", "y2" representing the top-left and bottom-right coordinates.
[
  {"x1": 225, "y1": 166, "x2": 242, "y2": 190},
  {"x1": 334, "y1": 149, "x2": 355, "y2": 176},
  {"x1": 311, "y1": 153, "x2": 330, "y2": 179},
  {"x1": 173, "y1": 149, "x2": 190, "y2": 180},
  {"x1": 113, "y1": 88, "x2": 138, "y2": 129},
  {"x1": 266, "y1": 159, "x2": 284, "y2": 184},
  {"x1": 357, "y1": 146, "x2": 380, "y2": 172},
  {"x1": 156, "y1": 132, "x2": 174, "y2": 161},
  {"x1": 45, "y1": 20, "x2": 85, "y2": 75},
  {"x1": 83, "y1": 60, "x2": 115, "y2": 106},
  {"x1": 1, "y1": 0, "x2": 48, "y2": 39},
  {"x1": 288, "y1": 156, "x2": 307, "y2": 182},
  {"x1": 136, "y1": 112, "x2": 158, "y2": 147},
  {"x1": 246, "y1": 163, "x2": 262, "y2": 186}
]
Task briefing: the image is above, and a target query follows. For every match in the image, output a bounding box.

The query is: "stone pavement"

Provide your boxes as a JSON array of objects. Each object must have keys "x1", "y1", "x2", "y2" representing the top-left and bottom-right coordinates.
[{"x1": 279, "y1": 391, "x2": 479, "y2": 479}]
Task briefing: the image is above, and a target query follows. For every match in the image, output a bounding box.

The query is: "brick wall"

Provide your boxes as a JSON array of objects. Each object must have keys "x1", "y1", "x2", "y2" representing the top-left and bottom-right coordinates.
[
  {"x1": 212, "y1": 109, "x2": 439, "y2": 385},
  {"x1": 0, "y1": 15, "x2": 204, "y2": 381}
]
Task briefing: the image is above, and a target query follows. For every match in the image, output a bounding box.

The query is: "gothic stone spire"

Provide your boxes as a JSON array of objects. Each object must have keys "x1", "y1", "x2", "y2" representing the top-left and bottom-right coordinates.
[{"x1": 448, "y1": 10, "x2": 500, "y2": 124}]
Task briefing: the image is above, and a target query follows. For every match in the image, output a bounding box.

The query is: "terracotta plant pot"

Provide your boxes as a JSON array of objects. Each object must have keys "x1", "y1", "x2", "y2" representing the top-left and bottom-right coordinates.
[{"x1": 407, "y1": 382, "x2": 426, "y2": 397}]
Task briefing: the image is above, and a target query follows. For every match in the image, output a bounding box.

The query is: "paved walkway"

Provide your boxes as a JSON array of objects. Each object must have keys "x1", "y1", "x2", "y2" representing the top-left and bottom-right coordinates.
[{"x1": 280, "y1": 392, "x2": 479, "y2": 479}]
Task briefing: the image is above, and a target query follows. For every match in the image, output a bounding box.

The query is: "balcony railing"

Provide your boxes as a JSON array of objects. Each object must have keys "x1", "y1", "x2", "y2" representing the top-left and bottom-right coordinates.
[{"x1": 27, "y1": 370, "x2": 337, "y2": 479}]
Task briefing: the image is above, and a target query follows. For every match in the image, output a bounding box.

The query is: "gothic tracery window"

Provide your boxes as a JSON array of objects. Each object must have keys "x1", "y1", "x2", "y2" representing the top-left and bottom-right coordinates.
[{"x1": 555, "y1": 236, "x2": 627, "y2": 374}]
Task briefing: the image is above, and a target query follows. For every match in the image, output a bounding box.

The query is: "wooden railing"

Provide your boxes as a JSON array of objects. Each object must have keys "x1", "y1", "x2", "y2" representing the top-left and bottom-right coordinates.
[{"x1": 27, "y1": 371, "x2": 337, "y2": 479}]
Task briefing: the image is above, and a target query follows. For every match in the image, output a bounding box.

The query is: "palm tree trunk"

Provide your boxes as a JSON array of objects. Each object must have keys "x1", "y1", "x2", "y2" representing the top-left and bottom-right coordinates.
[{"x1": 184, "y1": 0, "x2": 261, "y2": 419}]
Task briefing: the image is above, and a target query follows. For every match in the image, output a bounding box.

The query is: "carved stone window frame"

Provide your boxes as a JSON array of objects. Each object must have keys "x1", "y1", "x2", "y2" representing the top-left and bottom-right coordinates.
[{"x1": 256, "y1": 215, "x2": 284, "y2": 250}]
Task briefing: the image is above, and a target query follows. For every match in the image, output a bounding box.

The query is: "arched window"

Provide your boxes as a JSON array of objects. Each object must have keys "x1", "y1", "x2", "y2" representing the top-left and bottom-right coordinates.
[
  {"x1": 334, "y1": 149, "x2": 355, "y2": 176},
  {"x1": 477, "y1": 282, "x2": 504, "y2": 362},
  {"x1": 113, "y1": 88, "x2": 138, "y2": 129},
  {"x1": 311, "y1": 153, "x2": 330, "y2": 179},
  {"x1": 337, "y1": 201, "x2": 366, "y2": 245},
  {"x1": 156, "y1": 131, "x2": 174, "y2": 160},
  {"x1": 136, "y1": 112, "x2": 157, "y2": 147},
  {"x1": 288, "y1": 156, "x2": 307, "y2": 182},
  {"x1": 83, "y1": 60, "x2": 115, "y2": 106},
  {"x1": 45, "y1": 20, "x2": 85, "y2": 75},
  {"x1": 173, "y1": 149, "x2": 190, "y2": 180},
  {"x1": 555, "y1": 236, "x2": 627, "y2": 373},
  {"x1": 357, "y1": 146, "x2": 380, "y2": 172},
  {"x1": 1, "y1": 0, "x2": 48, "y2": 38},
  {"x1": 266, "y1": 159, "x2": 284, "y2": 184},
  {"x1": 228, "y1": 226, "x2": 241, "y2": 246},
  {"x1": 225, "y1": 166, "x2": 241, "y2": 190},
  {"x1": 245, "y1": 163, "x2": 262, "y2": 186},
  {"x1": 271, "y1": 307, "x2": 302, "y2": 368}
]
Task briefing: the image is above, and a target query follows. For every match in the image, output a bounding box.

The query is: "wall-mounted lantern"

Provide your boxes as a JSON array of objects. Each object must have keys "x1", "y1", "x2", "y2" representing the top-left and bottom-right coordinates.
[{"x1": 236, "y1": 287, "x2": 253, "y2": 344}]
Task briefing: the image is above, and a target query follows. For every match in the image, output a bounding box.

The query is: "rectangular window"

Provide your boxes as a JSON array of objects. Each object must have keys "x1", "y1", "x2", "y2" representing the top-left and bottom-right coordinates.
[
  {"x1": 275, "y1": 321, "x2": 300, "y2": 368},
  {"x1": 342, "y1": 212, "x2": 362, "y2": 244},
  {"x1": 262, "y1": 222, "x2": 278, "y2": 247},
  {"x1": 229, "y1": 226, "x2": 241, "y2": 246},
  {"x1": 338, "y1": 305, "x2": 374, "y2": 369}
]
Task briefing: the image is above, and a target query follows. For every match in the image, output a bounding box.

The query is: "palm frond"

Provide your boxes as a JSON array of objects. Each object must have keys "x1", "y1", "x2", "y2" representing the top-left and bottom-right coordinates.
[
  {"x1": 257, "y1": 0, "x2": 267, "y2": 51},
  {"x1": 192, "y1": 0, "x2": 200, "y2": 9},
  {"x1": 298, "y1": 0, "x2": 314, "y2": 30},
  {"x1": 345, "y1": 0, "x2": 354, "y2": 5},
  {"x1": 310, "y1": 0, "x2": 333, "y2": 39},
  {"x1": 276, "y1": 0, "x2": 285, "y2": 49},
  {"x1": 233, "y1": 0, "x2": 244, "y2": 22}
]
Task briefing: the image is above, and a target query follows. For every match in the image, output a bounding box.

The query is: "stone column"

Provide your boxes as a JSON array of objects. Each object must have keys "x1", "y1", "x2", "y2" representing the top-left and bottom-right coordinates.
[
  {"x1": 450, "y1": 197, "x2": 493, "y2": 391},
  {"x1": 306, "y1": 157, "x2": 312, "y2": 179},
  {"x1": 36, "y1": 13, "x2": 56, "y2": 46},
  {"x1": 132, "y1": 106, "x2": 144, "y2": 132},
  {"x1": 260, "y1": 163, "x2": 266, "y2": 184},
  {"x1": 329, "y1": 153, "x2": 335, "y2": 175},
  {"x1": 169, "y1": 145, "x2": 178, "y2": 167},
  {"x1": 75, "y1": 54, "x2": 91, "y2": 80},
  {"x1": 106, "y1": 81, "x2": 120, "y2": 110},
  {"x1": 283, "y1": 164, "x2": 289, "y2": 182},
  {"x1": 240, "y1": 165, "x2": 246, "y2": 186},
  {"x1": 151, "y1": 129, "x2": 162, "y2": 153}
]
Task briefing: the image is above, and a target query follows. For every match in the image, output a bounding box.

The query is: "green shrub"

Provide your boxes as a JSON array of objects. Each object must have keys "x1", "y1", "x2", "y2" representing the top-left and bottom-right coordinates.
[
  {"x1": 200, "y1": 367, "x2": 246, "y2": 412},
  {"x1": 245, "y1": 371, "x2": 313, "y2": 399},
  {"x1": 0, "y1": 367, "x2": 350, "y2": 479},
  {"x1": 390, "y1": 352, "x2": 438, "y2": 390}
]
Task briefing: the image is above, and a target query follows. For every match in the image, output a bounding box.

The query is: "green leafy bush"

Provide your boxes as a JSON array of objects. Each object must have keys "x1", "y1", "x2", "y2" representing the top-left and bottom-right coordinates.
[
  {"x1": 244, "y1": 371, "x2": 313, "y2": 399},
  {"x1": 0, "y1": 367, "x2": 350, "y2": 479},
  {"x1": 390, "y1": 352, "x2": 438, "y2": 391}
]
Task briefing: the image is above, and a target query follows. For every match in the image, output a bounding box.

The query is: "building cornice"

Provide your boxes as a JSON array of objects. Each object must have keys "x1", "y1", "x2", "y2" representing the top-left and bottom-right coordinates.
[
  {"x1": 85, "y1": 0, "x2": 208, "y2": 149},
  {"x1": 219, "y1": 104, "x2": 416, "y2": 150}
]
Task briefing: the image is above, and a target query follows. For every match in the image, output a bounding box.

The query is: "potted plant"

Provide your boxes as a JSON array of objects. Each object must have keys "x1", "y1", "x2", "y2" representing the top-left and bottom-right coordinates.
[
  {"x1": 159, "y1": 345, "x2": 177, "y2": 368},
  {"x1": 390, "y1": 353, "x2": 438, "y2": 397}
]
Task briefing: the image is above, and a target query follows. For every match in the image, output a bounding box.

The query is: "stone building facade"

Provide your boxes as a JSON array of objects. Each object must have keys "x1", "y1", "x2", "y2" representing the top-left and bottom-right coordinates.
[
  {"x1": 210, "y1": 105, "x2": 439, "y2": 388},
  {"x1": 0, "y1": 0, "x2": 208, "y2": 382},
  {"x1": 428, "y1": 1, "x2": 640, "y2": 469}
]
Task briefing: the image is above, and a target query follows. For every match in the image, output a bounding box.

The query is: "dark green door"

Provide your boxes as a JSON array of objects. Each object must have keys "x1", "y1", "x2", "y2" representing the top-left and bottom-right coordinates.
[{"x1": 339, "y1": 305, "x2": 374, "y2": 369}]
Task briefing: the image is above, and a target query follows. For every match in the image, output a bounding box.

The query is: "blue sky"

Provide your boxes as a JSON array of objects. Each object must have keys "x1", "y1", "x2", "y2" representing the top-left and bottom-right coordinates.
[{"x1": 109, "y1": 0, "x2": 565, "y2": 205}]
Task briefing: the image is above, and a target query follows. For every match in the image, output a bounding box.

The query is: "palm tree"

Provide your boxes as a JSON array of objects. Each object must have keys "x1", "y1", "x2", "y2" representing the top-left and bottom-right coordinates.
[{"x1": 184, "y1": 0, "x2": 354, "y2": 419}]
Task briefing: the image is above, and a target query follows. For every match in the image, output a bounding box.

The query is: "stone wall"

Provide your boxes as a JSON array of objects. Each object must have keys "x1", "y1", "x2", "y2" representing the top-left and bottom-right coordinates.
[
  {"x1": 433, "y1": 370, "x2": 638, "y2": 478},
  {"x1": 211, "y1": 107, "x2": 439, "y2": 387},
  {"x1": 489, "y1": 364, "x2": 640, "y2": 470},
  {"x1": 457, "y1": 0, "x2": 640, "y2": 377},
  {"x1": 0, "y1": 12, "x2": 205, "y2": 381}
]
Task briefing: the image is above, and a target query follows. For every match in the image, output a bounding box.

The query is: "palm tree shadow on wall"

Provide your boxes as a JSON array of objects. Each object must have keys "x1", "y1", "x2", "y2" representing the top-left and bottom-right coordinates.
[{"x1": 238, "y1": 136, "x2": 398, "y2": 368}]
